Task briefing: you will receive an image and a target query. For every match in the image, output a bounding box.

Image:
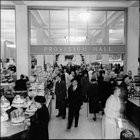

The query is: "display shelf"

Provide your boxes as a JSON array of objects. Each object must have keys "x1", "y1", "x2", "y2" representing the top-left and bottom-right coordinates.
[{"x1": 126, "y1": 98, "x2": 140, "y2": 130}]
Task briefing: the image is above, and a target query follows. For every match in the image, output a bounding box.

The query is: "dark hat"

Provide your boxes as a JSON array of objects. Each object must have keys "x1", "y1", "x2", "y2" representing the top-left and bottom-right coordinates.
[
  {"x1": 123, "y1": 75, "x2": 128, "y2": 81},
  {"x1": 71, "y1": 78, "x2": 78, "y2": 83},
  {"x1": 34, "y1": 96, "x2": 46, "y2": 104}
]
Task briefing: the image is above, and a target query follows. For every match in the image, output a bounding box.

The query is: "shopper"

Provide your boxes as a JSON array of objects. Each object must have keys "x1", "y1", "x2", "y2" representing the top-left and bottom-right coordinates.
[
  {"x1": 55, "y1": 73, "x2": 67, "y2": 119},
  {"x1": 97, "y1": 70, "x2": 110, "y2": 114},
  {"x1": 67, "y1": 78, "x2": 83, "y2": 129},
  {"x1": 14, "y1": 74, "x2": 27, "y2": 91},
  {"x1": 87, "y1": 78, "x2": 100, "y2": 121},
  {"x1": 102, "y1": 86, "x2": 122, "y2": 139},
  {"x1": 25, "y1": 96, "x2": 50, "y2": 140},
  {"x1": 81, "y1": 70, "x2": 90, "y2": 102}
]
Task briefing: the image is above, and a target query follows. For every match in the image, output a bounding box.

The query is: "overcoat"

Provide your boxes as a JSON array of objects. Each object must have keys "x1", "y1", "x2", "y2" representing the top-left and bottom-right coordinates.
[
  {"x1": 28, "y1": 104, "x2": 49, "y2": 140},
  {"x1": 68, "y1": 85, "x2": 83, "y2": 110},
  {"x1": 87, "y1": 82, "x2": 100, "y2": 113},
  {"x1": 55, "y1": 80, "x2": 67, "y2": 109}
]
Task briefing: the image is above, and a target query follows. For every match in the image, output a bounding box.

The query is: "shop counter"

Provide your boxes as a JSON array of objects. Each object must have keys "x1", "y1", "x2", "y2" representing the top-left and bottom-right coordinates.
[
  {"x1": 1, "y1": 121, "x2": 26, "y2": 138},
  {"x1": 0, "y1": 95, "x2": 52, "y2": 139},
  {"x1": 126, "y1": 98, "x2": 140, "y2": 130}
]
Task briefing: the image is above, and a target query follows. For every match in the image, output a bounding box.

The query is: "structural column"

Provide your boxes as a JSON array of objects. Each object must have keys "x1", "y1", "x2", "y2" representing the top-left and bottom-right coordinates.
[
  {"x1": 15, "y1": 5, "x2": 29, "y2": 79},
  {"x1": 126, "y1": 7, "x2": 139, "y2": 76}
]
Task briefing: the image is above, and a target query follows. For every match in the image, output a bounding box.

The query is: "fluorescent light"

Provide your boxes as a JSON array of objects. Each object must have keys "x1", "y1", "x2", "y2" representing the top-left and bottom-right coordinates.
[
  {"x1": 7, "y1": 44, "x2": 16, "y2": 48},
  {"x1": 79, "y1": 12, "x2": 91, "y2": 22}
]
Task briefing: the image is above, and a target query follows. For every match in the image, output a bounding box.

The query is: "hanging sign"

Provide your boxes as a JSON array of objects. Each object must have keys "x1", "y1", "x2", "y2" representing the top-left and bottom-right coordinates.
[{"x1": 30, "y1": 45, "x2": 125, "y2": 54}]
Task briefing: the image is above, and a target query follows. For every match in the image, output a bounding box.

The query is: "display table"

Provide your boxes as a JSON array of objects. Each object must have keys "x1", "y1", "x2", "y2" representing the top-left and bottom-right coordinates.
[
  {"x1": 126, "y1": 98, "x2": 140, "y2": 129},
  {"x1": 1, "y1": 95, "x2": 52, "y2": 139}
]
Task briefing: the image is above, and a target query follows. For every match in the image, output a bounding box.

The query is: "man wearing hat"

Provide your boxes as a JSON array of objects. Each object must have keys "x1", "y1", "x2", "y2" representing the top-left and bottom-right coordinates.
[
  {"x1": 67, "y1": 78, "x2": 83, "y2": 129},
  {"x1": 25, "y1": 95, "x2": 49, "y2": 139}
]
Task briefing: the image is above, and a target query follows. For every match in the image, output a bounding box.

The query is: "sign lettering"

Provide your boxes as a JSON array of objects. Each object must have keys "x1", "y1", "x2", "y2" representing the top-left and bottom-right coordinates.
[{"x1": 30, "y1": 45, "x2": 125, "y2": 54}]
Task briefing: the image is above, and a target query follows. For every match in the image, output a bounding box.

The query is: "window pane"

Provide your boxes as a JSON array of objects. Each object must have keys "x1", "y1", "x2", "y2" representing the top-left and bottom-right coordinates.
[
  {"x1": 1, "y1": 9, "x2": 16, "y2": 59},
  {"x1": 30, "y1": 9, "x2": 125, "y2": 45},
  {"x1": 107, "y1": 11, "x2": 125, "y2": 45}
]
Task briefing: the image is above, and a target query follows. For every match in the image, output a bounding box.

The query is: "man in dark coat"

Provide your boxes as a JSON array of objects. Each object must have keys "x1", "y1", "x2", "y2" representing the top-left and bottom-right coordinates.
[
  {"x1": 87, "y1": 78, "x2": 100, "y2": 121},
  {"x1": 55, "y1": 73, "x2": 67, "y2": 119},
  {"x1": 67, "y1": 78, "x2": 83, "y2": 129},
  {"x1": 26, "y1": 96, "x2": 50, "y2": 140},
  {"x1": 97, "y1": 71, "x2": 110, "y2": 114},
  {"x1": 81, "y1": 71, "x2": 90, "y2": 102}
]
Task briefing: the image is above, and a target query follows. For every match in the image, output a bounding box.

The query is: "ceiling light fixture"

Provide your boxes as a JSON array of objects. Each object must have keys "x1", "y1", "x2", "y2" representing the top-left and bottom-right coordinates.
[{"x1": 79, "y1": 11, "x2": 91, "y2": 22}]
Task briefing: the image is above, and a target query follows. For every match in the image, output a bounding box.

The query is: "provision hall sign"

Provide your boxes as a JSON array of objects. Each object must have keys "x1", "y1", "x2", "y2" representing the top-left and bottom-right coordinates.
[{"x1": 30, "y1": 45, "x2": 125, "y2": 54}]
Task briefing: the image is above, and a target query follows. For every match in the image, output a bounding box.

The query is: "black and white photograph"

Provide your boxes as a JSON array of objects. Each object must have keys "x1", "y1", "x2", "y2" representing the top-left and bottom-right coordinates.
[{"x1": 0, "y1": 0, "x2": 140, "y2": 139}]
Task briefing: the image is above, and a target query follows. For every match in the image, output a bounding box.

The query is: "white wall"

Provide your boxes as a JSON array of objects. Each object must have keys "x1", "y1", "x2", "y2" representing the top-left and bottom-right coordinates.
[{"x1": 126, "y1": 7, "x2": 139, "y2": 76}]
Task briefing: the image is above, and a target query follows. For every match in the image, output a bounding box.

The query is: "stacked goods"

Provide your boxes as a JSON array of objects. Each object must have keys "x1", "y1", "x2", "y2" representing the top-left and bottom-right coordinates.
[
  {"x1": 1, "y1": 73, "x2": 14, "y2": 83},
  {"x1": 0, "y1": 96, "x2": 11, "y2": 122},
  {"x1": 23, "y1": 96, "x2": 33, "y2": 108},
  {"x1": 28, "y1": 82, "x2": 44, "y2": 97},
  {"x1": 25, "y1": 101, "x2": 37, "y2": 115},
  {"x1": 11, "y1": 95, "x2": 25, "y2": 108},
  {"x1": 28, "y1": 89, "x2": 37, "y2": 98},
  {"x1": 11, "y1": 108, "x2": 25, "y2": 125},
  {"x1": 1, "y1": 111, "x2": 9, "y2": 122},
  {"x1": 0, "y1": 96, "x2": 11, "y2": 111}
]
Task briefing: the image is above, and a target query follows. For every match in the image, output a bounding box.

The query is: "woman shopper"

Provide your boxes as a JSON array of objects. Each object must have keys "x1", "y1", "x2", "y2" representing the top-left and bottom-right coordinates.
[
  {"x1": 87, "y1": 77, "x2": 100, "y2": 121},
  {"x1": 25, "y1": 96, "x2": 50, "y2": 140}
]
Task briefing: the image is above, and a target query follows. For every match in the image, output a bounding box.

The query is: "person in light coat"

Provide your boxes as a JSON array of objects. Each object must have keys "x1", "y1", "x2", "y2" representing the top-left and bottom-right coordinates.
[{"x1": 102, "y1": 86, "x2": 122, "y2": 139}]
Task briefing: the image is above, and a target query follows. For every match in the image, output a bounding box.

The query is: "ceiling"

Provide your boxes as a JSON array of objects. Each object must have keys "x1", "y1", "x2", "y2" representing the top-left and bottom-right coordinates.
[{"x1": 1, "y1": 0, "x2": 139, "y2": 46}]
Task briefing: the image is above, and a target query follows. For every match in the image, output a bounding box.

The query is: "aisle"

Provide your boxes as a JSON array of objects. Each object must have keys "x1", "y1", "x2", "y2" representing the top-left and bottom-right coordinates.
[
  {"x1": 49, "y1": 99, "x2": 102, "y2": 139},
  {"x1": 48, "y1": 99, "x2": 139, "y2": 139}
]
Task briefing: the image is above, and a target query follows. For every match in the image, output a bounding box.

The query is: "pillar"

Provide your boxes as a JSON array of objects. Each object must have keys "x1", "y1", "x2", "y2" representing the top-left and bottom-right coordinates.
[
  {"x1": 15, "y1": 5, "x2": 29, "y2": 79},
  {"x1": 125, "y1": 7, "x2": 139, "y2": 76}
]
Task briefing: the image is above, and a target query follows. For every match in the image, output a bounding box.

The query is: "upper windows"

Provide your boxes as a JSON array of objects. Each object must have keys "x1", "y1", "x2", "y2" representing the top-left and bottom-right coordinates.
[{"x1": 30, "y1": 9, "x2": 125, "y2": 45}]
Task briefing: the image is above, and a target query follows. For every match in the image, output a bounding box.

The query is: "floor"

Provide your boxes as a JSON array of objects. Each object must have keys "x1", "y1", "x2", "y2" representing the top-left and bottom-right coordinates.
[{"x1": 49, "y1": 99, "x2": 140, "y2": 139}]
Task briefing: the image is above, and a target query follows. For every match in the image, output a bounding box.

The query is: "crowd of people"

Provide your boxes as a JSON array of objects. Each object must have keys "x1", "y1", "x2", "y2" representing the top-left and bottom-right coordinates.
[
  {"x1": 27, "y1": 62, "x2": 135, "y2": 139},
  {"x1": 1, "y1": 60, "x2": 137, "y2": 139}
]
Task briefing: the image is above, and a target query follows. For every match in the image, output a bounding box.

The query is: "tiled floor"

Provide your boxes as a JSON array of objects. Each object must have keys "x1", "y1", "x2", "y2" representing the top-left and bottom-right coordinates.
[{"x1": 49, "y1": 99, "x2": 140, "y2": 139}]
